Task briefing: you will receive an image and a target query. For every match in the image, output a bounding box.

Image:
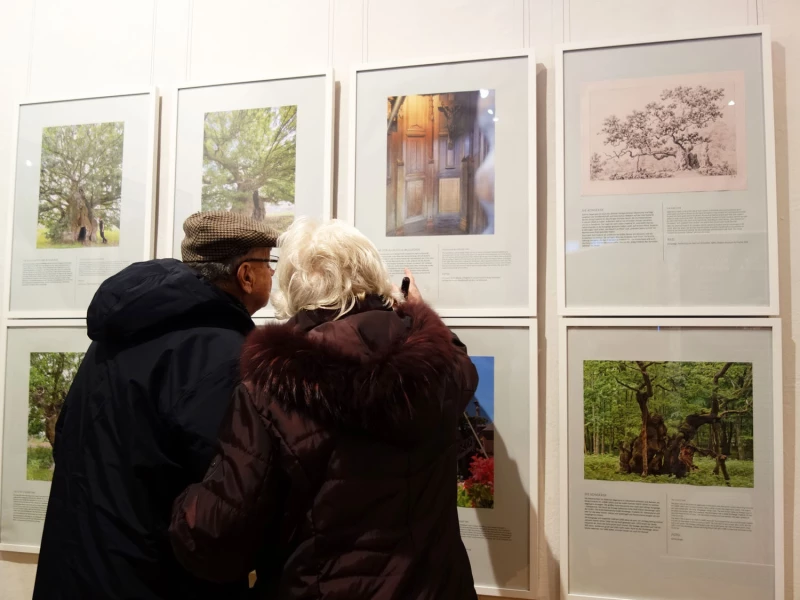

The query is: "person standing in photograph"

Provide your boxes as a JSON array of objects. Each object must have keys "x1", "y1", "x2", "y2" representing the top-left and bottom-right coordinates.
[
  {"x1": 33, "y1": 212, "x2": 278, "y2": 600},
  {"x1": 169, "y1": 218, "x2": 480, "y2": 599}
]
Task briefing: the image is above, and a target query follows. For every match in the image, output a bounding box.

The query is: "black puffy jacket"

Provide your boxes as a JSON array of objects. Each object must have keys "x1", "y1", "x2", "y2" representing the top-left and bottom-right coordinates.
[{"x1": 33, "y1": 259, "x2": 254, "y2": 600}]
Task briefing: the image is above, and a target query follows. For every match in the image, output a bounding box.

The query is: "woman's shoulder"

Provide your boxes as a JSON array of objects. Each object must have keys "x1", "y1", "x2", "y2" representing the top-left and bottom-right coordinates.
[{"x1": 238, "y1": 301, "x2": 470, "y2": 438}]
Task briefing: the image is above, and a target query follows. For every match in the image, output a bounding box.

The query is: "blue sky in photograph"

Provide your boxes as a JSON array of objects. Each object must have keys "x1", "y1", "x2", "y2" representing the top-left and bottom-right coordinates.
[{"x1": 466, "y1": 356, "x2": 494, "y2": 423}]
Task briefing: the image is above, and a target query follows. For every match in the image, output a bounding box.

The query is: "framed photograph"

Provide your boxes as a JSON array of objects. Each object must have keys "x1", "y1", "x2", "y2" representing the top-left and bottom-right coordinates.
[
  {"x1": 559, "y1": 318, "x2": 784, "y2": 600},
  {"x1": 0, "y1": 321, "x2": 90, "y2": 553},
  {"x1": 4, "y1": 89, "x2": 159, "y2": 318},
  {"x1": 556, "y1": 27, "x2": 779, "y2": 316},
  {"x1": 166, "y1": 71, "x2": 334, "y2": 319},
  {"x1": 443, "y1": 318, "x2": 537, "y2": 598},
  {"x1": 349, "y1": 51, "x2": 536, "y2": 317}
]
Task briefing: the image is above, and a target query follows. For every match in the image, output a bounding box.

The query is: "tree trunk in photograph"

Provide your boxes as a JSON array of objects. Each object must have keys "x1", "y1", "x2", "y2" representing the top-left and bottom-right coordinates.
[
  {"x1": 736, "y1": 417, "x2": 744, "y2": 460},
  {"x1": 43, "y1": 354, "x2": 67, "y2": 447},
  {"x1": 710, "y1": 363, "x2": 733, "y2": 485},
  {"x1": 640, "y1": 402, "x2": 649, "y2": 476},
  {"x1": 252, "y1": 189, "x2": 264, "y2": 221},
  {"x1": 45, "y1": 411, "x2": 59, "y2": 447},
  {"x1": 593, "y1": 404, "x2": 598, "y2": 455}
]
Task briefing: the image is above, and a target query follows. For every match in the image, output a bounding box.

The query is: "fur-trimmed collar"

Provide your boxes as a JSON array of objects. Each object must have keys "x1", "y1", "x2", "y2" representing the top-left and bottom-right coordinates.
[{"x1": 241, "y1": 300, "x2": 464, "y2": 438}]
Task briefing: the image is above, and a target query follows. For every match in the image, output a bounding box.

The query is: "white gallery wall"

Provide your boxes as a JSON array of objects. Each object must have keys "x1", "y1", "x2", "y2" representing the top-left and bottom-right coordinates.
[{"x1": 0, "y1": 0, "x2": 797, "y2": 598}]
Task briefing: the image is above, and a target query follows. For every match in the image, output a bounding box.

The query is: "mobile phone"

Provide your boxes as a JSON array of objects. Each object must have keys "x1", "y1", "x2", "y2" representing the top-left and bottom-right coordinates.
[{"x1": 400, "y1": 277, "x2": 410, "y2": 299}]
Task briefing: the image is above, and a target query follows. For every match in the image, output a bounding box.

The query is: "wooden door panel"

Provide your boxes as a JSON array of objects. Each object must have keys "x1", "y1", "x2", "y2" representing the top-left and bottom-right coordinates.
[
  {"x1": 404, "y1": 94, "x2": 428, "y2": 138},
  {"x1": 438, "y1": 177, "x2": 460, "y2": 213},
  {"x1": 406, "y1": 179, "x2": 424, "y2": 218},
  {"x1": 405, "y1": 137, "x2": 426, "y2": 176}
]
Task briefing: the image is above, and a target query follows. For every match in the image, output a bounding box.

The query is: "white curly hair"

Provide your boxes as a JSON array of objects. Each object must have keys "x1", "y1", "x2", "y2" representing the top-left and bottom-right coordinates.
[{"x1": 271, "y1": 217, "x2": 399, "y2": 320}]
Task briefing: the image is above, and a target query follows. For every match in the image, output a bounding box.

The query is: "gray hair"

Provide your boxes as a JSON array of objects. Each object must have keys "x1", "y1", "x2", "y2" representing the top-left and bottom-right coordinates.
[
  {"x1": 184, "y1": 255, "x2": 245, "y2": 284},
  {"x1": 271, "y1": 218, "x2": 397, "y2": 320}
]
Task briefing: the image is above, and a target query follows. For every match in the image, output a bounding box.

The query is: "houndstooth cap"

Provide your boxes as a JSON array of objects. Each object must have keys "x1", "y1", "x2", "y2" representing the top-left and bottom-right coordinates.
[{"x1": 181, "y1": 211, "x2": 279, "y2": 263}]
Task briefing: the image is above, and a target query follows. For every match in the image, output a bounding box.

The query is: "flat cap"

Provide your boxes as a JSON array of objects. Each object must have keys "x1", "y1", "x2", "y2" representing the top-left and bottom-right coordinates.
[{"x1": 181, "y1": 211, "x2": 279, "y2": 263}]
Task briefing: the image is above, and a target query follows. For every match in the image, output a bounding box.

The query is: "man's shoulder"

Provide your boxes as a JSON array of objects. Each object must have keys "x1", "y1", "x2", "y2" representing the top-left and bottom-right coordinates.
[{"x1": 171, "y1": 326, "x2": 248, "y2": 356}]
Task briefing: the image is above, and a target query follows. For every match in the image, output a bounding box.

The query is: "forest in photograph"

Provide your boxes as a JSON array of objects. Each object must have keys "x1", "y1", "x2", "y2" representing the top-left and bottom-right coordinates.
[
  {"x1": 37, "y1": 122, "x2": 124, "y2": 248},
  {"x1": 587, "y1": 76, "x2": 741, "y2": 184},
  {"x1": 583, "y1": 360, "x2": 754, "y2": 488},
  {"x1": 202, "y1": 106, "x2": 297, "y2": 233},
  {"x1": 27, "y1": 352, "x2": 84, "y2": 481},
  {"x1": 457, "y1": 356, "x2": 495, "y2": 509}
]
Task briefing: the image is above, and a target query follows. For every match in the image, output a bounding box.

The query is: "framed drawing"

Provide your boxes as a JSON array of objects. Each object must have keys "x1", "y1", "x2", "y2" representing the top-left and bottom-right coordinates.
[
  {"x1": 4, "y1": 89, "x2": 159, "y2": 318},
  {"x1": 166, "y1": 71, "x2": 334, "y2": 319},
  {"x1": 556, "y1": 27, "x2": 779, "y2": 316},
  {"x1": 443, "y1": 318, "x2": 537, "y2": 598},
  {"x1": 0, "y1": 321, "x2": 90, "y2": 553},
  {"x1": 559, "y1": 318, "x2": 784, "y2": 600},
  {"x1": 348, "y1": 51, "x2": 536, "y2": 317}
]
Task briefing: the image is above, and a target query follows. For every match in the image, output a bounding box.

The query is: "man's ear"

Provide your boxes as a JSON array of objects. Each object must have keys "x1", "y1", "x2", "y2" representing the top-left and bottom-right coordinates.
[{"x1": 237, "y1": 263, "x2": 254, "y2": 294}]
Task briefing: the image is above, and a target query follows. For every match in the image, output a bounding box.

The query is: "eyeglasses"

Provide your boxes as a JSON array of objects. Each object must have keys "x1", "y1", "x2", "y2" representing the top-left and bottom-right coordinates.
[{"x1": 237, "y1": 257, "x2": 278, "y2": 270}]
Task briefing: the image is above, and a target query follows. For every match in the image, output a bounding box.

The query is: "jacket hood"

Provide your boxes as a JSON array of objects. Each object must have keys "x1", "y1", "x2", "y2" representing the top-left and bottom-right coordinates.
[
  {"x1": 241, "y1": 298, "x2": 468, "y2": 440},
  {"x1": 87, "y1": 259, "x2": 254, "y2": 344}
]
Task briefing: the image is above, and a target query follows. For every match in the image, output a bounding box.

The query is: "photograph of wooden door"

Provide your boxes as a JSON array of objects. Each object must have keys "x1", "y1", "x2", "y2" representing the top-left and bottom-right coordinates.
[{"x1": 386, "y1": 90, "x2": 493, "y2": 237}]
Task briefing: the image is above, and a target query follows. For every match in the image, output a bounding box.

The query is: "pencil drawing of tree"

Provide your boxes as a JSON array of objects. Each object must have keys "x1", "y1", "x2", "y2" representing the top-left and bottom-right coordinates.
[
  {"x1": 598, "y1": 84, "x2": 734, "y2": 180},
  {"x1": 202, "y1": 106, "x2": 297, "y2": 231}
]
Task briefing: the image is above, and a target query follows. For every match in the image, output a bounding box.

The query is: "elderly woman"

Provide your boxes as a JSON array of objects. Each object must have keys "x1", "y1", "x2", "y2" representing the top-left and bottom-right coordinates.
[{"x1": 169, "y1": 218, "x2": 479, "y2": 599}]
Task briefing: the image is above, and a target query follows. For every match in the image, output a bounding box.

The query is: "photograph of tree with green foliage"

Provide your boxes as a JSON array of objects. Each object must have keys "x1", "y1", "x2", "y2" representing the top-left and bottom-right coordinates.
[
  {"x1": 27, "y1": 352, "x2": 84, "y2": 481},
  {"x1": 202, "y1": 105, "x2": 297, "y2": 233},
  {"x1": 584, "y1": 360, "x2": 754, "y2": 488},
  {"x1": 37, "y1": 122, "x2": 124, "y2": 248}
]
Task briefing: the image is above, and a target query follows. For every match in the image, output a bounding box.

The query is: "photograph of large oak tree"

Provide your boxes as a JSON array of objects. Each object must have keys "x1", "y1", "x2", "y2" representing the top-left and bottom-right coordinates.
[
  {"x1": 583, "y1": 360, "x2": 754, "y2": 488},
  {"x1": 37, "y1": 122, "x2": 124, "y2": 249},
  {"x1": 202, "y1": 105, "x2": 297, "y2": 233},
  {"x1": 27, "y1": 352, "x2": 84, "y2": 481}
]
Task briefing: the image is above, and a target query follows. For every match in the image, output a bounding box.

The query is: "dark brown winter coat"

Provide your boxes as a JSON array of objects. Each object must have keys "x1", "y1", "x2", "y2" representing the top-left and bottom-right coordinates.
[{"x1": 169, "y1": 297, "x2": 479, "y2": 599}]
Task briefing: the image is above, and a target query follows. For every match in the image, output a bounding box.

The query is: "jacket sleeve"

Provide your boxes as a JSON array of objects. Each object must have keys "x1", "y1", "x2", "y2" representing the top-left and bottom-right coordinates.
[
  {"x1": 169, "y1": 358, "x2": 242, "y2": 482},
  {"x1": 169, "y1": 383, "x2": 282, "y2": 582},
  {"x1": 450, "y1": 330, "x2": 479, "y2": 412}
]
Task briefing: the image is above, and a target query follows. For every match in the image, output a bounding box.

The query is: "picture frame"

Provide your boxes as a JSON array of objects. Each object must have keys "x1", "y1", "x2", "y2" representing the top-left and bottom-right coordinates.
[
  {"x1": 164, "y1": 70, "x2": 335, "y2": 320},
  {"x1": 0, "y1": 319, "x2": 89, "y2": 553},
  {"x1": 3, "y1": 88, "x2": 160, "y2": 319},
  {"x1": 348, "y1": 50, "x2": 537, "y2": 318},
  {"x1": 555, "y1": 26, "x2": 779, "y2": 316},
  {"x1": 442, "y1": 317, "x2": 538, "y2": 598},
  {"x1": 558, "y1": 318, "x2": 784, "y2": 600}
]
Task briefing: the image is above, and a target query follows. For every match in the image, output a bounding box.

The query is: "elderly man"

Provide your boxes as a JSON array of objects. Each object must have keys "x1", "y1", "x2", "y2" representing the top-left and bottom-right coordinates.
[{"x1": 33, "y1": 212, "x2": 278, "y2": 600}]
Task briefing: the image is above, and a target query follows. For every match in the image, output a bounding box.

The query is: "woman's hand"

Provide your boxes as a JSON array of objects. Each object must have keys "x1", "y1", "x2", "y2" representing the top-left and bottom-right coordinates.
[
  {"x1": 403, "y1": 268, "x2": 423, "y2": 303},
  {"x1": 391, "y1": 268, "x2": 423, "y2": 307}
]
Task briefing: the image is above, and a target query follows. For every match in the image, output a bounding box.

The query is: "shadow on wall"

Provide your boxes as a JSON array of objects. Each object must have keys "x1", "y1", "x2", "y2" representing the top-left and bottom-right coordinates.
[{"x1": 474, "y1": 60, "x2": 558, "y2": 600}]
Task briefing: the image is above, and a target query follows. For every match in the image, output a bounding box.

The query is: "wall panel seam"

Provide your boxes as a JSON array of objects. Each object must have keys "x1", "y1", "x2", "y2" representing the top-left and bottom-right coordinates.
[
  {"x1": 185, "y1": 0, "x2": 195, "y2": 80},
  {"x1": 25, "y1": 0, "x2": 37, "y2": 97},
  {"x1": 362, "y1": 0, "x2": 368, "y2": 61},
  {"x1": 523, "y1": 0, "x2": 530, "y2": 48},
  {"x1": 328, "y1": 0, "x2": 335, "y2": 66},
  {"x1": 149, "y1": 0, "x2": 158, "y2": 85}
]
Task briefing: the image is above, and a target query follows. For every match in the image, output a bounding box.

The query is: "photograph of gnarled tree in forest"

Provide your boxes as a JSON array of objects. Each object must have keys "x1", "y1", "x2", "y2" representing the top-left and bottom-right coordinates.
[
  {"x1": 37, "y1": 122, "x2": 124, "y2": 248},
  {"x1": 457, "y1": 356, "x2": 495, "y2": 509},
  {"x1": 202, "y1": 106, "x2": 297, "y2": 233},
  {"x1": 27, "y1": 352, "x2": 84, "y2": 481},
  {"x1": 583, "y1": 360, "x2": 754, "y2": 488},
  {"x1": 582, "y1": 71, "x2": 746, "y2": 195}
]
